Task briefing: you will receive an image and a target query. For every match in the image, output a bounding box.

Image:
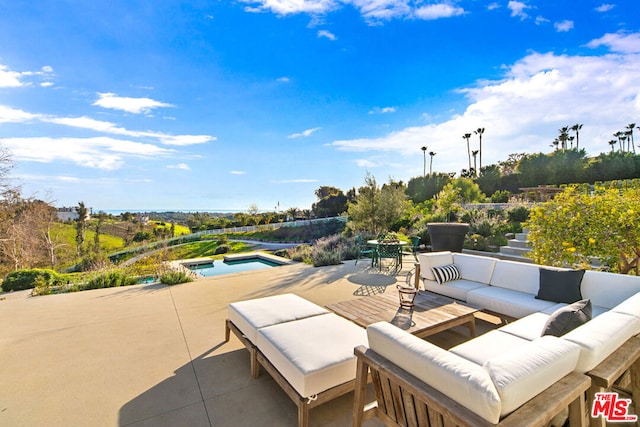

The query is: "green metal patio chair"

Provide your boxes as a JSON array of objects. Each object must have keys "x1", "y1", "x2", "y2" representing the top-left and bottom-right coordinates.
[
  {"x1": 402, "y1": 236, "x2": 421, "y2": 261},
  {"x1": 355, "y1": 235, "x2": 377, "y2": 266}
]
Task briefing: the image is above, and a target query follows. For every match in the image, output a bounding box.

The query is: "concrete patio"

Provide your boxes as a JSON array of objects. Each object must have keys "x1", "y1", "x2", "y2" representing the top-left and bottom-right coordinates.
[{"x1": 0, "y1": 258, "x2": 495, "y2": 427}]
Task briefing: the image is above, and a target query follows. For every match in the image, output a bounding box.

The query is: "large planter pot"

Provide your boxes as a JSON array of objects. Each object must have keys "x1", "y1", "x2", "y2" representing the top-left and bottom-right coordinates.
[{"x1": 427, "y1": 223, "x2": 470, "y2": 253}]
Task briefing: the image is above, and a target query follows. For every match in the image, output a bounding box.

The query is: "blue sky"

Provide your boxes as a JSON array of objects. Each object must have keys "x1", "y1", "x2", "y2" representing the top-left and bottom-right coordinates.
[{"x1": 1, "y1": 1, "x2": 639, "y2": 212}]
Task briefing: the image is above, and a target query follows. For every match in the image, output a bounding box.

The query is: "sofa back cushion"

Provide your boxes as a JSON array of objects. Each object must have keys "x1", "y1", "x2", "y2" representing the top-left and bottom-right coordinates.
[
  {"x1": 581, "y1": 270, "x2": 640, "y2": 309},
  {"x1": 562, "y1": 311, "x2": 640, "y2": 372},
  {"x1": 490, "y1": 260, "x2": 541, "y2": 295},
  {"x1": 367, "y1": 321, "x2": 501, "y2": 424},
  {"x1": 453, "y1": 253, "x2": 497, "y2": 284},
  {"x1": 418, "y1": 251, "x2": 454, "y2": 282},
  {"x1": 484, "y1": 336, "x2": 580, "y2": 417}
]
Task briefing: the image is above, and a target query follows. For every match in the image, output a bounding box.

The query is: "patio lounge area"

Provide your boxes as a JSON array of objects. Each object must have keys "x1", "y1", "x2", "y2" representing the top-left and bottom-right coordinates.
[{"x1": 1, "y1": 257, "x2": 496, "y2": 427}]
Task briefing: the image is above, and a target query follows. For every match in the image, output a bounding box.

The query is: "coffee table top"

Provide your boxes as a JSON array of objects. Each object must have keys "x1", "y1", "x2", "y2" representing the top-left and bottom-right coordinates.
[{"x1": 326, "y1": 291, "x2": 479, "y2": 338}]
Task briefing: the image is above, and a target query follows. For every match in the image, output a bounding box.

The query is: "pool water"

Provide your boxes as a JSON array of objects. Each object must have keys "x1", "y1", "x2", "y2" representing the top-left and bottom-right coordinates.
[{"x1": 187, "y1": 258, "x2": 281, "y2": 277}]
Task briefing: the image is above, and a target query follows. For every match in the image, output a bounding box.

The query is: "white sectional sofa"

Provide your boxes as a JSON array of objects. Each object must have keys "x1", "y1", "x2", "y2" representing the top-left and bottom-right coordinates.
[{"x1": 352, "y1": 251, "x2": 640, "y2": 426}]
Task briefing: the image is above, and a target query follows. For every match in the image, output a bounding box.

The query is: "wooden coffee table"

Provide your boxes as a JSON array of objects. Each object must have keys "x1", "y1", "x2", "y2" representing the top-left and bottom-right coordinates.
[{"x1": 326, "y1": 291, "x2": 479, "y2": 339}]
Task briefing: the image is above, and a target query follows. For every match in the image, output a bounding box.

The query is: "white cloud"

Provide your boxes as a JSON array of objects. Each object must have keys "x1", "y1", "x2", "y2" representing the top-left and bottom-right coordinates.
[
  {"x1": 535, "y1": 16, "x2": 549, "y2": 25},
  {"x1": 277, "y1": 76, "x2": 291, "y2": 83},
  {"x1": 595, "y1": 4, "x2": 615, "y2": 12},
  {"x1": 42, "y1": 115, "x2": 215, "y2": 146},
  {"x1": 93, "y1": 92, "x2": 174, "y2": 114},
  {"x1": 330, "y1": 34, "x2": 640, "y2": 176},
  {"x1": 507, "y1": 1, "x2": 530, "y2": 20},
  {"x1": 0, "y1": 65, "x2": 25, "y2": 87},
  {"x1": 317, "y1": 30, "x2": 336, "y2": 40},
  {"x1": 167, "y1": 163, "x2": 191, "y2": 170},
  {"x1": 0, "y1": 105, "x2": 40, "y2": 123},
  {"x1": 369, "y1": 106, "x2": 397, "y2": 114},
  {"x1": 230, "y1": 170, "x2": 246, "y2": 175},
  {"x1": 586, "y1": 31, "x2": 640, "y2": 54},
  {"x1": 415, "y1": 3, "x2": 464, "y2": 20},
  {"x1": 487, "y1": 3, "x2": 500, "y2": 11},
  {"x1": 288, "y1": 127, "x2": 321, "y2": 138},
  {"x1": 554, "y1": 20, "x2": 574, "y2": 32},
  {"x1": 0, "y1": 136, "x2": 175, "y2": 170},
  {"x1": 240, "y1": 0, "x2": 464, "y2": 22},
  {"x1": 241, "y1": 0, "x2": 338, "y2": 15}
]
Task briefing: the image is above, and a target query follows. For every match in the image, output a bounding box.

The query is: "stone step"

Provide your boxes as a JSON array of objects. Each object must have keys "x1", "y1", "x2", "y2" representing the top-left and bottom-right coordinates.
[
  {"x1": 507, "y1": 239, "x2": 530, "y2": 249},
  {"x1": 515, "y1": 232, "x2": 529, "y2": 241},
  {"x1": 499, "y1": 246, "x2": 532, "y2": 257}
]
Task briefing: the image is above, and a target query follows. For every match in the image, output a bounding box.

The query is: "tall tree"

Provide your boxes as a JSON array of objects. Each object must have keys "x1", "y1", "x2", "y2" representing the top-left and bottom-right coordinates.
[
  {"x1": 474, "y1": 128, "x2": 485, "y2": 174},
  {"x1": 571, "y1": 124, "x2": 583, "y2": 149},
  {"x1": 471, "y1": 150, "x2": 479, "y2": 176},
  {"x1": 75, "y1": 201, "x2": 89, "y2": 255},
  {"x1": 614, "y1": 131, "x2": 624, "y2": 152},
  {"x1": 462, "y1": 133, "x2": 472, "y2": 171},
  {"x1": 558, "y1": 127, "x2": 570, "y2": 151},
  {"x1": 609, "y1": 140, "x2": 617, "y2": 152},
  {"x1": 626, "y1": 123, "x2": 636, "y2": 154},
  {"x1": 421, "y1": 146, "x2": 428, "y2": 177},
  {"x1": 429, "y1": 151, "x2": 436, "y2": 176}
]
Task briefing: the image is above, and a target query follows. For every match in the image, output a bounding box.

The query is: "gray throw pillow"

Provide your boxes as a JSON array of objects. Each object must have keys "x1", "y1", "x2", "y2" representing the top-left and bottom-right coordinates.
[
  {"x1": 542, "y1": 299, "x2": 592, "y2": 337},
  {"x1": 536, "y1": 268, "x2": 585, "y2": 304}
]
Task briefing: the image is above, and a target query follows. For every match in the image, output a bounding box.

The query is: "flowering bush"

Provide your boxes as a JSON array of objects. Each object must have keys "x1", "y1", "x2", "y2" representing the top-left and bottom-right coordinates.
[{"x1": 525, "y1": 186, "x2": 640, "y2": 274}]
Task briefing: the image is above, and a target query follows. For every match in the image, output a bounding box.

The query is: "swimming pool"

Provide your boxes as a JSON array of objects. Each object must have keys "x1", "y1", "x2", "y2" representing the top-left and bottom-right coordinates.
[{"x1": 186, "y1": 258, "x2": 282, "y2": 277}]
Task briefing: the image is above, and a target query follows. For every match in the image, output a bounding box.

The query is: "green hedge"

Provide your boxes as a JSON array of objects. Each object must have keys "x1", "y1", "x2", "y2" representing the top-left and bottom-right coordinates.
[
  {"x1": 160, "y1": 271, "x2": 193, "y2": 285},
  {"x1": 2, "y1": 269, "x2": 63, "y2": 292}
]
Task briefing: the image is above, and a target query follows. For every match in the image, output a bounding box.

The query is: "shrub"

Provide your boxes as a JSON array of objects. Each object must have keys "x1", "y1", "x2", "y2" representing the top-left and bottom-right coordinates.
[
  {"x1": 160, "y1": 271, "x2": 193, "y2": 285},
  {"x1": 2, "y1": 269, "x2": 63, "y2": 292},
  {"x1": 285, "y1": 245, "x2": 312, "y2": 264},
  {"x1": 83, "y1": 270, "x2": 138, "y2": 290},
  {"x1": 490, "y1": 190, "x2": 510, "y2": 203},
  {"x1": 507, "y1": 205, "x2": 530, "y2": 223},
  {"x1": 214, "y1": 244, "x2": 230, "y2": 255},
  {"x1": 311, "y1": 246, "x2": 343, "y2": 267},
  {"x1": 309, "y1": 234, "x2": 359, "y2": 266}
]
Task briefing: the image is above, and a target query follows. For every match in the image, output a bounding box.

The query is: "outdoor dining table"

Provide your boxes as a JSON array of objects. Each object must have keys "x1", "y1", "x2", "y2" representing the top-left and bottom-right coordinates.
[{"x1": 367, "y1": 240, "x2": 407, "y2": 270}]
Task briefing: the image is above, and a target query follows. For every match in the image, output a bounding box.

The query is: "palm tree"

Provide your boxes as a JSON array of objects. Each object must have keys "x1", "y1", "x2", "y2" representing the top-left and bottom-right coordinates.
[
  {"x1": 568, "y1": 136, "x2": 575, "y2": 149},
  {"x1": 471, "y1": 150, "x2": 479, "y2": 176},
  {"x1": 429, "y1": 151, "x2": 436, "y2": 175},
  {"x1": 614, "y1": 131, "x2": 624, "y2": 152},
  {"x1": 551, "y1": 139, "x2": 560, "y2": 151},
  {"x1": 462, "y1": 133, "x2": 472, "y2": 171},
  {"x1": 571, "y1": 124, "x2": 583, "y2": 149},
  {"x1": 621, "y1": 135, "x2": 628, "y2": 152},
  {"x1": 609, "y1": 140, "x2": 617, "y2": 152},
  {"x1": 626, "y1": 123, "x2": 636, "y2": 154},
  {"x1": 474, "y1": 127, "x2": 485, "y2": 174},
  {"x1": 421, "y1": 146, "x2": 428, "y2": 177},
  {"x1": 558, "y1": 127, "x2": 570, "y2": 151}
]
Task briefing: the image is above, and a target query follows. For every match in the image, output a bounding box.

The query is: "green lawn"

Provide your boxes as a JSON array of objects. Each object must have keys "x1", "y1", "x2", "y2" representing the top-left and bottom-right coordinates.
[{"x1": 166, "y1": 240, "x2": 253, "y2": 260}]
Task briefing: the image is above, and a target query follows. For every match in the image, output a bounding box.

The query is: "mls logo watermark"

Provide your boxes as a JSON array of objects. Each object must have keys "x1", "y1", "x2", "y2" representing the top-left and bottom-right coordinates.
[{"x1": 591, "y1": 392, "x2": 638, "y2": 423}]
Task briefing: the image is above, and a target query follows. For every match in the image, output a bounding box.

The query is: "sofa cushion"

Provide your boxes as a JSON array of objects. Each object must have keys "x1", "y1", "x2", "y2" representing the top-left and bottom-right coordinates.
[
  {"x1": 536, "y1": 268, "x2": 585, "y2": 304},
  {"x1": 499, "y1": 312, "x2": 551, "y2": 341},
  {"x1": 489, "y1": 260, "x2": 543, "y2": 294},
  {"x1": 367, "y1": 321, "x2": 501, "y2": 424},
  {"x1": 611, "y1": 291, "x2": 640, "y2": 318},
  {"x1": 431, "y1": 264, "x2": 461, "y2": 284},
  {"x1": 484, "y1": 336, "x2": 580, "y2": 417},
  {"x1": 542, "y1": 299, "x2": 592, "y2": 337},
  {"x1": 228, "y1": 293, "x2": 329, "y2": 344},
  {"x1": 257, "y1": 313, "x2": 367, "y2": 398},
  {"x1": 418, "y1": 251, "x2": 454, "y2": 281},
  {"x1": 581, "y1": 270, "x2": 640, "y2": 309},
  {"x1": 423, "y1": 279, "x2": 489, "y2": 301},
  {"x1": 466, "y1": 286, "x2": 557, "y2": 319},
  {"x1": 450, "y1": 330, "x2": 530, "y2": 365},
  {"x1": 453, "y1": 253, "x2": 497, "y2": 284},
  {"x1": 563, "y1": 311, "x2": 640, "y2": 372}
]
